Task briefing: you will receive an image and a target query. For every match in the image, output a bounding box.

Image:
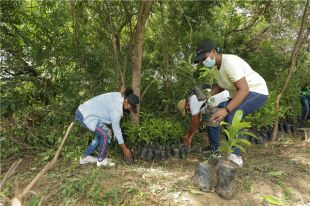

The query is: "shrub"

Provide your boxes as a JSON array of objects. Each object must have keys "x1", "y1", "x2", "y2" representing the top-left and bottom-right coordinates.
[{"x1": 123, "y1": 116, "x2": 184, "y2": 146}]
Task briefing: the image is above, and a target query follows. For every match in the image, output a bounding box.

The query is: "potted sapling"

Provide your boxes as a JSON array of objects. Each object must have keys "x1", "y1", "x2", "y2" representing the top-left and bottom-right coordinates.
[
  {"x1": 154, "y1": 143, "x2": 162, "y2": 161},
  {"x1": 172, "y1": 144, "x2": 180, "y2": 158},
  {"x1": 216, "y1": 110, "x2": 256, "y2": 199},
  {"x1": 139, "y1": 129, "x2": 153, "y2": 160},
  {"x1": 194, "y1": 156, "x2": 213, "y2": 192},
  {"x1": 159, "y1": 130, "x2": 169, "y2": 161}
]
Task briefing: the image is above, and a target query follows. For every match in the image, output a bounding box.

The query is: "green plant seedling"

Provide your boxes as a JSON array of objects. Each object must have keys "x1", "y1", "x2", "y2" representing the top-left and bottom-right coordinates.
[{"x1": 219, "y1": 110, "x2": 257, "y2": 156}]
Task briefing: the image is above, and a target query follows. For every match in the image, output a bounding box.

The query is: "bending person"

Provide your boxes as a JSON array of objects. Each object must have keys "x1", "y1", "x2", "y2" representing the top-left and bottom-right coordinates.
[
  {"x1": 178, "y1": 89, "x2": 229, "y2": 158},
  {"x1": 193, "y1": 41, "x2": 269, "y2": 167},
  {"x1": 75, "y1": 88, "x2": 139, "y2": 167}
]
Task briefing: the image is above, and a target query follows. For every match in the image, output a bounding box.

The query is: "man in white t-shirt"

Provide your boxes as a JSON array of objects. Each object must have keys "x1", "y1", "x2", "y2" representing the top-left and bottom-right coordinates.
[
  {"x1": 178, "y1": 90, "x2": 229, "y2": 157},
  {"x1": 192, "y1": 41, "x2": 269, "y2": 167}
]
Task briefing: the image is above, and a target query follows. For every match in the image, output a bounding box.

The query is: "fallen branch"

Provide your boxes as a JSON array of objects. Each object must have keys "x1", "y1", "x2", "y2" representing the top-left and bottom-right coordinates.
[
  {"x1": 118, "y1": 188, "x2": 131, "y2": 206},
  {"x1": 7, "y1": 136, "x2": 45, "y2": 151},
  {"x1": 0, "y1": 159, "x2": 22, "y2": 191},
  {"x1": 11, "y1": 122, "x2": 74, "y2": 205},
  {"x1": 146, "y1": 196, "x2": 161, "y2": 206},
  {"x1": 107, "y1": 151, "x2": 112, "y2": 158}
]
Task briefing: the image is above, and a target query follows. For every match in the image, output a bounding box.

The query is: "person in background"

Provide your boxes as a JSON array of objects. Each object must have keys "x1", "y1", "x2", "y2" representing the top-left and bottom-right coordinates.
[
  {"x1": 299, "y1": 83, "x2": 310, "y2": 127},
  {"x1": 192, "y1": 41, "x2": 269, "y2": 167},
  {"x1": 178, "y1": 89, "x2": 230, "y2": 158},
  {"x1": 75, "y1": 88, "x2": 139, "y2": 167}
]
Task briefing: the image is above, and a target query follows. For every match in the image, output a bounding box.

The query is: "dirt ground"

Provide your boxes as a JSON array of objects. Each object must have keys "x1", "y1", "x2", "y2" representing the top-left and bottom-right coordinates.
[{"x1": 1, "y1": 134, "x2": 310, "y2": 206}]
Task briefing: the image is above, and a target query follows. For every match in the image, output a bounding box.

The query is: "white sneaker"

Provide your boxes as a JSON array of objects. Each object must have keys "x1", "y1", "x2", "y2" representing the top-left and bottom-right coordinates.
[
  {"x1": 79, "y1": 155, "x2": 97, "y2": 165},
  {"x1": 228, "y1": 154, "x2": 243, "y2": 167},
  {"x1": 97, "y1": 158, "x2": 116, "y2": 167}
]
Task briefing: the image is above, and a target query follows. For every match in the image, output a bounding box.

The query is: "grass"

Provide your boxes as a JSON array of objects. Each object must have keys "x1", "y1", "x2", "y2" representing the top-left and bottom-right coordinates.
[{"x1": 1, "y1": 135, "x2": 309, "y2": 205}]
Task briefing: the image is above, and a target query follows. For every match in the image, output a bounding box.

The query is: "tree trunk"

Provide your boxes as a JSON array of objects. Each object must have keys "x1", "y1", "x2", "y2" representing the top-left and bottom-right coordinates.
[
  {"x1": 160, "y1": 1, "x2": 169, "y2": 111},
  {"x1": 105, "y1": 1, "x2": 125, "y2": 90},
  {"x1": 131, "y1": 0, "x2": 154, "y2": 124},
  {"x1": 272, "y1": 0, "x2": 309, "y2": 140},
  {"x1": 70, "y1": 0, "x2": 78, "y2": 50}
]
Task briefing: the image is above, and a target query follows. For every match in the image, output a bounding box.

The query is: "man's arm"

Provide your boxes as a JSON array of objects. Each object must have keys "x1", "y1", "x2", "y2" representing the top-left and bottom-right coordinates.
[
  {"x1": 183, "y1": 113, "x2": 200, "y2": 146},
  {"x1": 111, "y1": 113, "x2": 132, "y2": 160},
  {"x1": 211, "y1": 84, "x2": 224, "y2": 96},
  {"x1": 225, "y1": 77, "x2": 249, "y2": 113},
  {"x1": 188, "y1": 114, "x2": 200, "y2": 138},
  {"x1": 212, "y1": 77, "x2": 249, "y2": 123}
]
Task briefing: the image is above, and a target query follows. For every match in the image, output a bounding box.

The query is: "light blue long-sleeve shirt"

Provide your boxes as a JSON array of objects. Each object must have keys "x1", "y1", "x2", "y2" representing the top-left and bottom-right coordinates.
[{"x1": 78, "y1": 92, "x2": 125, "y2": 144}]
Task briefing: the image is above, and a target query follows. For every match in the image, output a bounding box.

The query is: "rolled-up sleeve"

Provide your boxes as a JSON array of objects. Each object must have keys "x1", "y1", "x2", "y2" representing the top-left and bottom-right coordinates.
[{"x1": 111, "y1": 111, "x2": 124, "y2": 144}]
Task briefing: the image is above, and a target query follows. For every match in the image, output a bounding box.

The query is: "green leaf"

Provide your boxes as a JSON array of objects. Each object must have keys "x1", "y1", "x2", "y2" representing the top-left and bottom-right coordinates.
[
  {"x1": 232, "y1": 110, "x2": 243, "y2": 127},
  {"x1": 267, "y1": 171, "x2": 283, "y2": 177},
  {"x1": 223, "y1": 129, "x2": 231, "y2": 140},
  {"x1": 234, "y1": 144, "x2": 246, "y2": 153},
  {"x1": 238, "y1": 139, "x2": 252, "y2": 147},
  {"x1": 241, "y1": 131, "x2": 258, "y2": 139},
  {"x1": 220, "y1": 121, "x2": 229, "y2": 126},
  {"x1": 235, "y1": 122, "x2": 251, "y2": 130},
  {"x1": 263, "y1": 195, "x2": 283, "y2": 205},
  {"x1": 189, "y1": 188, "x2": 205, "y2": 195}
]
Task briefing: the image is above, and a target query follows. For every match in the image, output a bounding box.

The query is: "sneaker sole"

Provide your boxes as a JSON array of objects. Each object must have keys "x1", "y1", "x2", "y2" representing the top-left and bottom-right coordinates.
[
  {"x1": 79, "y1": 160, "x2": 97, "y2": 165},
  {"x1": 97, "y1": 164, "x2": 116, "y2": 167},
  {"x1": 79, "y1": 160, "x2": 90, "y2": 165}
]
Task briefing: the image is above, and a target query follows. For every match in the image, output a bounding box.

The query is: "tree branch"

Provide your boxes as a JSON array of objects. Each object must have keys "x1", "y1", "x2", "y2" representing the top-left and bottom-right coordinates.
[
  {"x1": 227, "y1": 1, "x2": 271, "y2": 35},
  {"x1": 11, "y1": 122, "x2": 74, "y2": 204},
  {"x1": 141, "y1": 77, "x2": 158, "y2": 100},
  {"x1": 272, "y1": 0, "x2": 309, "y2": 140},
  {"x1": 0, "y1": 159, "x2": 22, "y2": 191}
]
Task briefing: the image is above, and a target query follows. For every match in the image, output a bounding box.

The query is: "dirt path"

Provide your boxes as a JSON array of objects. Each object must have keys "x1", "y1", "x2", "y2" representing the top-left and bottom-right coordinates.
[{"x1": 1, "y1": 137, "x2": 309, "y2": 206}]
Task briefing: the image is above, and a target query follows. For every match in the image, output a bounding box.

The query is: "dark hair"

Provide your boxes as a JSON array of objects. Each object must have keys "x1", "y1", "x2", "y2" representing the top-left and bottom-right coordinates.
[{"x1": 124, "y1": 88, "x2": 134, "y2": 98}]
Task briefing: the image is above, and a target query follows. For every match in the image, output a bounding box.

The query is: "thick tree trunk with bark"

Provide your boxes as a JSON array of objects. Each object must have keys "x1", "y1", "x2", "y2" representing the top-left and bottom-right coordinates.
[
  {"x1": 131, "y1": 1, "x2": 154, "y2": 124},
  {"x1": 272, "y1": 0, "x2": 309, "y2": 140}
]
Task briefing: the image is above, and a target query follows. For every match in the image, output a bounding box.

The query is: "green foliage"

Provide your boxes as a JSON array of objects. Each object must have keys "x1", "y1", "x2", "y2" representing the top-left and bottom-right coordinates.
[
  {"x1": 28, "y1": 195, "x2": 42, "y2": 206},
  {"x1": 123, "y1": 115, "x2": 184, "y2": 146},
  {"x1": 60, "y1": 169, "x2": 128, "y2": 205},
  {"x1": 0, "y1": 0, "x2": 308, "y2": 161},
  {"x1": 198, "y1": 67, "x2": 217, "y2": 85},
  {"x1": 219, "y1": 110, "x2": 256, "y2": 155},
  {"x1": 245, "y1": 91, "x2": 285, "y2": 128}
]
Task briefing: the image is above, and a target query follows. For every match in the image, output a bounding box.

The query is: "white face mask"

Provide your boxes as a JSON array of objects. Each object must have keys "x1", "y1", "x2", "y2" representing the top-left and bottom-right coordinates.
[{"x1": 203, "y1": 56, "x2": 216, "y2": 68}]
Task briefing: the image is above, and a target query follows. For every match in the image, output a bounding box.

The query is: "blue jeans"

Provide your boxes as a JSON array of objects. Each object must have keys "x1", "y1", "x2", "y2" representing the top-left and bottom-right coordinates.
[
  {"x1": 75, "y1": 109, "x2": 111, "y2": 161},
  {"x1": 207, "y1": 91, "x2": 268, "y2": 155},
  {"x1": 300, "y1": 95, "x2": 310, "y2": 121}
]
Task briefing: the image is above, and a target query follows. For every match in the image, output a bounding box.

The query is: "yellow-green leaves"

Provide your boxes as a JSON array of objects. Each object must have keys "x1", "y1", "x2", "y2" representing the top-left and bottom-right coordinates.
[
  {"x1": 263, "y1": 195, "x2": 283, "y2": 205},
  {"x1": 219, "y1": 110, "x2": 255, "y2": 155},
  {"x1": 267, "y1": 171, "x2": 284, "y2": 177}
]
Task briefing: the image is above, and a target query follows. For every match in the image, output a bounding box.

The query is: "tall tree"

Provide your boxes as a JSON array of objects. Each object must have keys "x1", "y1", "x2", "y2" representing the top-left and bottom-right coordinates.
[
  {"x1": 131, "y1": 0, "x2": 154, "y2": 124},
  {"x1": 272, "y1": 0, "x2": 309, "y2": 140}
]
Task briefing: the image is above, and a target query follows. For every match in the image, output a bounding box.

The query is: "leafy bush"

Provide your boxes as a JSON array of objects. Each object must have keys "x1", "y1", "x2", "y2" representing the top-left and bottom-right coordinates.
[
  {"x1": 245, "y1": 91, "x2": 287, "y2": 129},
  {"x1": 123, "y1": 116, "x2": 184, "y2": 146}
]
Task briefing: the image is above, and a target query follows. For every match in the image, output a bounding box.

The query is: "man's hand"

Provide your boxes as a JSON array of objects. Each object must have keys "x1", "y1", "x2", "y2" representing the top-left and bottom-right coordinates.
[
  {"x1": 123, "y1": 148, "x2": 132, "y2": 160},
  {"x1": 121, "y1": 144, "x2": 132, "y2": 160},
  {"x1": 183, "y1": 135, "x2": 192, "y2": 147},
  {"x1": 212, "y1": 108, "x2": 228, "y2": 123}
]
